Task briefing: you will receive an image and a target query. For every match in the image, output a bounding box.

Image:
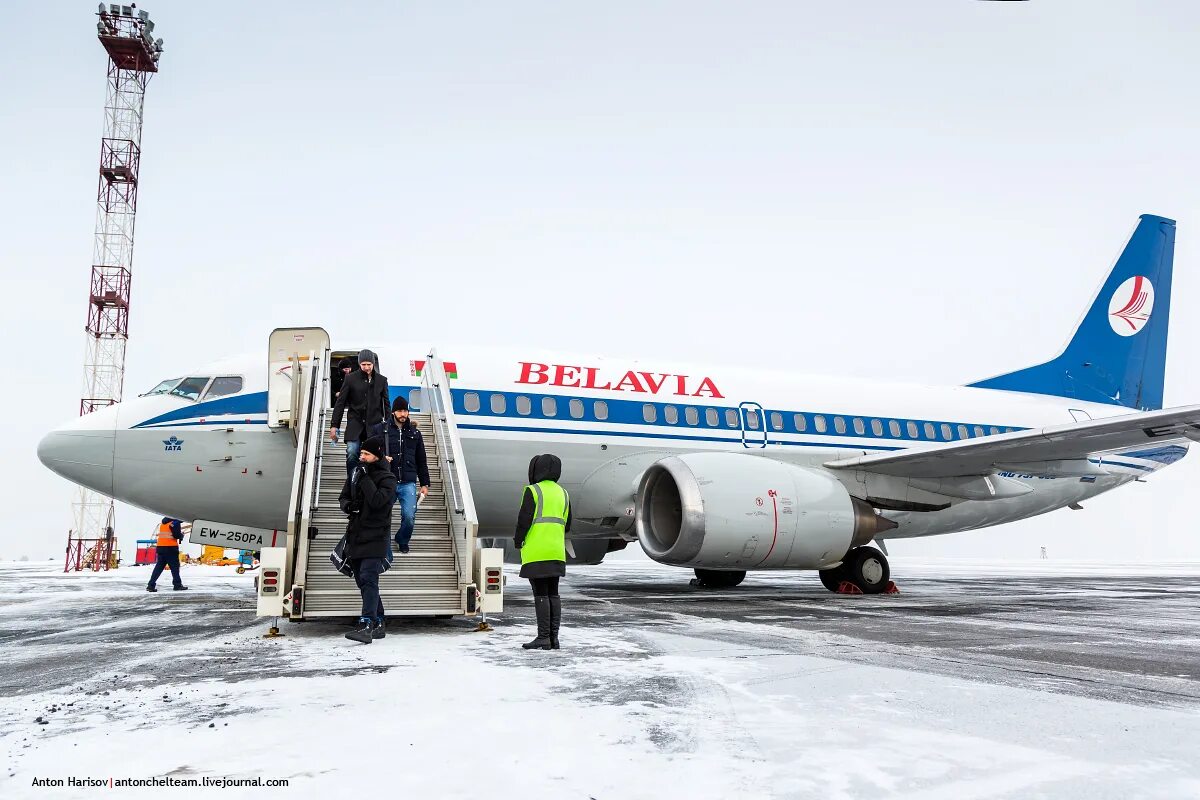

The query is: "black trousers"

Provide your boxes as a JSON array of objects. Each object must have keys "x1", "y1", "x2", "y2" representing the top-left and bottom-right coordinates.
[
  {"x1": 353, "y1": 557, "x2": 386, "y2": 620},
  {"x1": 529, "y1": 576, "x2": 560, "y2": 597},
  {"x1": 148, "y1": 546, "x2": 182, "y2": 588}
]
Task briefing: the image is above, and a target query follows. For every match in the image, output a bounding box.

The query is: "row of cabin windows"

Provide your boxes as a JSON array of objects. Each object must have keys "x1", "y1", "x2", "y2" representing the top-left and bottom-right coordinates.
[
  {"x1": 460, "y1": 392, "x2": 1008, "y2": 439},
  {"x1": 463, "y1": 392, "x2": 611, "y2": 421}
]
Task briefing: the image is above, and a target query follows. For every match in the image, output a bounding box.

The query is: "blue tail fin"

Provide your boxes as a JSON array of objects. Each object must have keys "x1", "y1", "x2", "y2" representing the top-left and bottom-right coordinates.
[{"x1": 970, "y1": 214, "x2": 1176, "y2": 410}]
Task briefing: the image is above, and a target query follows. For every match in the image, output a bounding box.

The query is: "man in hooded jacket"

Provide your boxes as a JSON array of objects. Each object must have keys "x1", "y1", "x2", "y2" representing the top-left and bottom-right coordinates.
[
  {"x1": 338, "y1": 435, "x2": 397, "y2": 643},
  {"x1": 330, "y1": 349, "x2": 389, "y2": 476},
  {"x1": 514, "y1": 454, "x2": 571, "y2": 650}
]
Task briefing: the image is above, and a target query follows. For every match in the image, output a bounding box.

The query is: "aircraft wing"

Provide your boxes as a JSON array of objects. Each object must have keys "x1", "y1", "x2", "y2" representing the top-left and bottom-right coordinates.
[{"x1": 824, "y1": 404, "x2": 1200, "y2": 479}]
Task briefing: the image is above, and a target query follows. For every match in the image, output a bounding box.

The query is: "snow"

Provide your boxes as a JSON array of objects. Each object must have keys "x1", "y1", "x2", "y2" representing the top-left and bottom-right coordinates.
[{"x1": 1, "y1": 561, "x2": 1198, "y2": 799}]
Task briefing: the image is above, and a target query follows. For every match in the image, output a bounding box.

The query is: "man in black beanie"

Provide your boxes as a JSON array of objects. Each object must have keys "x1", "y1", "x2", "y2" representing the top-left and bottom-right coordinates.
[
  {"x1": 385, "y1": 395, "x2": 430, "y2": 554},
  {"x1": 330, "y1": 349, "x2": 389, "y2": 476},
  {"x1": 338, "y1": 434, "x2": 397, "y2": 643},
  {"x1": 330, "y1": 355, "x2": 357, "y2": 404}
]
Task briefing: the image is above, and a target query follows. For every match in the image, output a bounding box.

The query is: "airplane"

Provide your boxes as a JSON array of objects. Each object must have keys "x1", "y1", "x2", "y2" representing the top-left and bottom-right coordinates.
[{"x1": 39, "y1": 214, "x2": 1198, "y2": 593}]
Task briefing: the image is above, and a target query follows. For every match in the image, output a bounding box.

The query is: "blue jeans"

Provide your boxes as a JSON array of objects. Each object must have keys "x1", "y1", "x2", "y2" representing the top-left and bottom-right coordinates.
[
  {"x1": 345, "y1": 422, "x2": 385, "y2": 476},
  {"x1": 394, "y1": 482, "x2": 417, "y2": 550},
  {"x1": 148, "y1": 546, "x2": 182, "y2": 589}
]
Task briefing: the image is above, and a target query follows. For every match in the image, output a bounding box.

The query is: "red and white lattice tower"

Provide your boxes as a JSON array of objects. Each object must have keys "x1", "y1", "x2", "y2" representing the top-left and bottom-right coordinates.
[{"x1": 67, "y1": 4, "x2": 164, "y2": 571}]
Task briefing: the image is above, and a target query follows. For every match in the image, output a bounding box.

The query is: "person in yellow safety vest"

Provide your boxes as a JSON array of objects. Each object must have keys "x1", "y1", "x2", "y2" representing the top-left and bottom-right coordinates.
[
  {"x1": 147, "y1": 517, "x2": 187, "y2": 592},
  {"x1": 514, "y1": 454, "x2": 571, "y2": 650}
]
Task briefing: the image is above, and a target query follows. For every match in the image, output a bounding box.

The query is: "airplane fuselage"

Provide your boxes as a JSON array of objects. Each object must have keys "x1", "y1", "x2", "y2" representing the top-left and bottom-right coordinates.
[{"x1": 38, "y1": 344, "x2": 1186, "y2": 561}]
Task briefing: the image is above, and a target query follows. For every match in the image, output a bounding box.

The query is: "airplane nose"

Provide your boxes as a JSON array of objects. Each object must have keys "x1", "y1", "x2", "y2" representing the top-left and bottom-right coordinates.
[{"x1": 37, "y1": 412, "x2": 117, "y2": 497}]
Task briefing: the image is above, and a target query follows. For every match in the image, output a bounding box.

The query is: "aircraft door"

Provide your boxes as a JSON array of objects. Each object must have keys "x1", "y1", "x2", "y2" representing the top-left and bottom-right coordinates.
[
  {"x1": 739, "y1": 402, "x2": 768, "y2": 448},
  {"x1": 268, "y1": 327, "x2": 330, "y2": 429}
]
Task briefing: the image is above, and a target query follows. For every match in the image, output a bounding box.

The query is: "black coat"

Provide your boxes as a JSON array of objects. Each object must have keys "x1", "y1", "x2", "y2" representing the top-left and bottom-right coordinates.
[
  {"x1": 331, "y1": 369, "x2": 390, "y2": 442},
  {"x1": 338, "y1": 461, "x2": 397, "y2": 560},
  {"x1": 385, "y1": 419, "x2": 431, "y2": 486}
]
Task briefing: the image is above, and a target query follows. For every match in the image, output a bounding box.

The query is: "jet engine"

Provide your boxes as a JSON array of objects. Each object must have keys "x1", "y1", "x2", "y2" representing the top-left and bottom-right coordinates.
[{"x1": 635, "y1": 452, "x2": 894, "y2": 570}]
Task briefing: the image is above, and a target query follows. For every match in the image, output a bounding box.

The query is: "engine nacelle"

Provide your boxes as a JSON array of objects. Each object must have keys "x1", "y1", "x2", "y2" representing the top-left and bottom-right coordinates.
[{"x1": 635, "y1": 452, "x2": 894, "y2": 570}]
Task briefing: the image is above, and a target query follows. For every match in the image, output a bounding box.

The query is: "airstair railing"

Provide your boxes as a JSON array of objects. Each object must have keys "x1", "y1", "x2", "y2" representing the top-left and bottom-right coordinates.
[
  {"x1": 421, "y1": 349, "x2": 478, "y2": 590},
  {"x1": 285, "y1": 350, "x2": 326, "y2": 595}
]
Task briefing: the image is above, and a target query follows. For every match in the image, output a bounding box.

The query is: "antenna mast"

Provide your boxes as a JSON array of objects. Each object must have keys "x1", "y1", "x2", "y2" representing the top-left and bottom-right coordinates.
[{"x1": 66, "y1": 4, "x2": 164, "y2": 571}]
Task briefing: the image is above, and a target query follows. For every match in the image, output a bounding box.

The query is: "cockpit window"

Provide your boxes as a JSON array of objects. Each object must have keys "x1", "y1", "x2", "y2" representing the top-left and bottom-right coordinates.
[
  {"x1": 204, "y1": 376, "x2": 243, "y2": 399},
  {"x1": 144, "y1": 378, "x2": 182, "y2": 396},
  {"x1": 168, "y1": 376, "x2": 211, "y2": 401}
]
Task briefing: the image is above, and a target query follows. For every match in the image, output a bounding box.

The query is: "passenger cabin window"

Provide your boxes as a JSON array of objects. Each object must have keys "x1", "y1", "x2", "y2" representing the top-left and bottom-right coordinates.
[
  {"x1": 464, "y1": 392, "x2": 481, "y2": 413},
  {"x1": 516, "y1": 396, "x2": 532, "y2": 416},
  {"x1": 906, "y1": 421, "x2": 918, "y2": 438},
  {"x1": 491, "y1": 394, "x2": 507, "y2": 414},
  {"x1": 569, "y1": 399, "x2": 584, "y2": 419},
  {"x1": 664, "y1": 405, "x2": 679, "y2": 425},
  {"x1": 705, "y1": 408, "x2": 719, "y2": 427},
  {"x1": 923, "y1": 422, "x2": 936, "y2": 439},
  {"x1": 770, "y1": 412, "x2": 783, "y2": 431},
  {"x1": 169, "y1": 377, "x2": 210, "y2": 401},
  {"x1": 974, "y1": 425, "x2": 985, "y2": 437},
  {"x1": 833, "y1": 416, "x2": 846, "y2": 434},
  {"x1": 594, "y1": 400, "x2": 609, "y2": 420},
  {"x1": 542, "y1": 397, "x2": 557, "y2": 417},
  {"x1": 814, "y1": 415, "x2": 827, "y2": 433},
  {"x1": 643, "y1": 404, "x2": 657, "y2": 423},
  {"x1": 204, "y1": 376, "x2": 243, "y2": 399},
  {"x1": 144, "y1": 378, "x2": 181, "y2": 396},
  {"x1": 940, "y1": 423, "x2": 952, "y2": 440},
  {"x1": 794, "y1": 414, "x2": 807, "y2": 432},
  {"x1": 989, "y1": 426, "x2": 1000, "y2": 435},
  {"x1": 745, "y1": 410, "x2": 760, "y2": 430},
  {"x1": 409, "y1": 388, "x2": 423, "y2": 412},
  {"x1": 852, "y1": 418, "x2": 865, "y2": 435},
  {"x1": 685, "y1": 407, "x2": 699, "y2": 426},
  {"x1": 888, "y1": 420, "x2": 901, "y2": 437},
  {"x1": 957, "y1": 424, "x2": 969, "y2": 439},
  {"x1": 871, "y1": 419, "x2": 883, "y2": 436},
  {"x1": 725, "y1": 409, "x2": 739, "y2": 428}
]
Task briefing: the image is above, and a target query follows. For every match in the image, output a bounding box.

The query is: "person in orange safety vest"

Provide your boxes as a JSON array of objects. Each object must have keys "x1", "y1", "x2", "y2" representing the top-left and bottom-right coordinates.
[{"x1": 147, "y1": 517, "x2": 188, "y2": 592}]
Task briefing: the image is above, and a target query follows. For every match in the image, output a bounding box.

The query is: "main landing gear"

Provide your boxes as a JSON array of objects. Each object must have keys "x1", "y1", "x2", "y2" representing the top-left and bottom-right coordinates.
[
  {"x1": 690, "y1": 568, "x2": 746, "y2": 588},
  {"x1": 818, "y1": 546, "x2": 894, "y2": 594}
]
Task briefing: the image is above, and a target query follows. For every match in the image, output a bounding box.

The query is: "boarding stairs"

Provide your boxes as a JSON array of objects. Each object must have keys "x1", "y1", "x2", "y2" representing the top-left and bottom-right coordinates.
[
  {"x1": 256, "y1": 330, "x2": 502, "y2": 621},
  {"x1": 302, "y1": 408, "x2": 461, "y2": 615}
]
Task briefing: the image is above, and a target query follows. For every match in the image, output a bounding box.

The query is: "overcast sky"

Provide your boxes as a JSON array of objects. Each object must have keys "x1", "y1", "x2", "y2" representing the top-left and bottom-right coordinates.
[{"x1": 4, "y1": 1, "x2": 1199, "y2": 563}]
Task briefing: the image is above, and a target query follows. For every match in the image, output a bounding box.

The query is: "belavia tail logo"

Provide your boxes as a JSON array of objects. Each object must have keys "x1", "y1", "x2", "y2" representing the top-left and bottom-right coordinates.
[
  {"x1": 517, "y1": 362, "x2": 724, "y2": 398},
  {"x1": 1108, "y1": 276, "x2": 1154, "y2": 336}
]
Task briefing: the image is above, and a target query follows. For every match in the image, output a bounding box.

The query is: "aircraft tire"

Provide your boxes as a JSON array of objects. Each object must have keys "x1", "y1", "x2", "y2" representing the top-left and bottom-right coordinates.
[
  {"x1": 818, "y1": 565, "x2": 845, "y2": 592},
  {"x1": 845, "y1": 546, "x2": 890, "y2": 594},
  {"x1": 693, "y1": 569, "x2": 746, "y2": 588}
]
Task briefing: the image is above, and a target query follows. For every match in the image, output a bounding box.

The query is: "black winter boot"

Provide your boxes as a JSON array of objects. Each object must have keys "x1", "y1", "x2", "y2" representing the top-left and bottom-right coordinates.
[
  {"x1": 345, "y1": 618, "x2": 374, "y2": 644},
  {"x1": 549, "y1": 596, "x2": 562, "y2": 650},
  {"x1": 371, "y1": 619, "x2": 387, "y2": 639},
  {"x1": 522, "y1": 596, "x2": 553, "y2": 650}
]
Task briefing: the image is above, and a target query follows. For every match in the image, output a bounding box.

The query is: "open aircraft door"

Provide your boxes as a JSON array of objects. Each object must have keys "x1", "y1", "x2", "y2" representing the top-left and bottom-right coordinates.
[
  {"x1": 739, "y1": 401, "x2": 768, "y2": 448},
  {"x1": 267, "y1": 327, "x2": 330, "y2": 432}
]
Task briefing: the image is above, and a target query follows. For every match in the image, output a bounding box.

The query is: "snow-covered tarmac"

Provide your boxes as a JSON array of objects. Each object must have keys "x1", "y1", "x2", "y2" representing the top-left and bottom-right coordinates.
[{"x1": 1, "y1": 559, "x2": 1198, "y2": 799}]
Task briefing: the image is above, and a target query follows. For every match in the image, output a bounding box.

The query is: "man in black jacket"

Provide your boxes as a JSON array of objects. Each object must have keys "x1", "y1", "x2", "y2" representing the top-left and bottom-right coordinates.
[
  {"x1": 330, "y1": 349, "x2": 389, "y2": 476},
  {"x1": 338, "y1": 435, "x2": 397, "y2": 644},
  {"x1": 385, "y1": 396, "x2": 430, "y2": 554}
]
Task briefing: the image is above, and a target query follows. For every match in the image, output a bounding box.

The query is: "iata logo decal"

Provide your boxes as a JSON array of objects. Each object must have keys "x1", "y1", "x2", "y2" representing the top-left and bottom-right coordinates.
[
  {"x1": 517, "y1": 362, "x2": 724, "y2": 398},
  {"x1": 1108, "y1": 275, "x2": 1154, "y2": 336},
  {"x1": 162, "y1": 435, "x2": 184, "y2": 452}
]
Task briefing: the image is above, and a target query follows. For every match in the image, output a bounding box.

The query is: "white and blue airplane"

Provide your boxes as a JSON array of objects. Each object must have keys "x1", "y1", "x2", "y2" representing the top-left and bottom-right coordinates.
[{"x1": 39, "y1": 215, "x2": 1199, "y2": 591}]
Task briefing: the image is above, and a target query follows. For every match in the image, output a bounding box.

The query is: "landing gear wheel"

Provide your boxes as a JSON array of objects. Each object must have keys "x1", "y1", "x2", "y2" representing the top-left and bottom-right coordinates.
[
  {"x1": 818, "y1": 565, "x2": 845, "y2": 592},
  {"x1": 844, "y1": 546, "x2": 890, "y2": 594},
  {"x1": 236, "y1": 566, "x2": 246, "y2": 574},
  {"x1": 692, "y1": 569, "x2": 746, "y2": 588}
]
